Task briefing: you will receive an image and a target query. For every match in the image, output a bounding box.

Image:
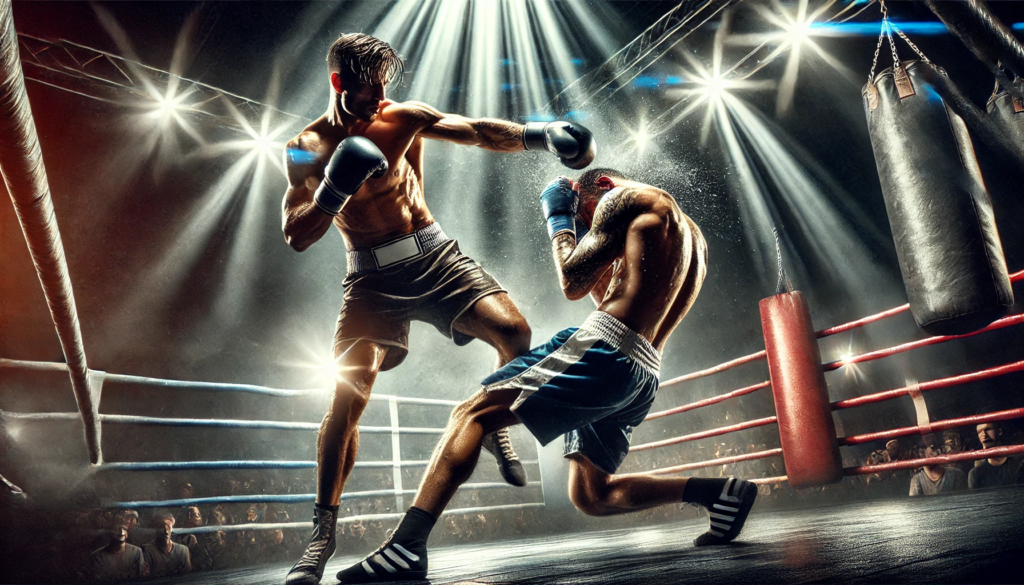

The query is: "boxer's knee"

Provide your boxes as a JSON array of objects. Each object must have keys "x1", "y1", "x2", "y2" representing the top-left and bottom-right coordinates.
[
  {"x1": 569, "y1": 481, "x2": 615, "y2": 516},
  {"x1": 568, "y1": 458, "x2": 621, "y2": 516},
  {"x1": 490, "y1": 314, "x2": 531, "y2": 361},
  {"x1": 327, "y1": 341, "x2": 388, "y2": 421}
]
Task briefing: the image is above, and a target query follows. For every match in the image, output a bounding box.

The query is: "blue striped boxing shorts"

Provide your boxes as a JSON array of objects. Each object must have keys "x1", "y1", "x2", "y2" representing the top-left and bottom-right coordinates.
[{"x1": 481, "y1": 311, "x2": 661, "y2": 474}]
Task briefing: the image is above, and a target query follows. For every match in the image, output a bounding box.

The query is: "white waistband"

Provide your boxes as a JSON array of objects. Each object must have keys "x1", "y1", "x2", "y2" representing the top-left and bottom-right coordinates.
[
  {"x1": 346, "y1": 223, "x2": 449, "y2": 274},
  {"x1": 580, "y1": 312, "x2": 661, "y2": 375}
]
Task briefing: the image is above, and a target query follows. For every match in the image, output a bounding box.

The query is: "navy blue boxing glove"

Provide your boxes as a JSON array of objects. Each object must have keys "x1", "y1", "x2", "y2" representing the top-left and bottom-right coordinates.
[
  {"x1": 539, "y1": 177, "x2": 579, "y2": 239},
  {"x1": 313, "y1": 136, "x2": 388, "y2": 216},
  {"x1": 523, "y1": 121, "x2": 596, "y2": 170}
]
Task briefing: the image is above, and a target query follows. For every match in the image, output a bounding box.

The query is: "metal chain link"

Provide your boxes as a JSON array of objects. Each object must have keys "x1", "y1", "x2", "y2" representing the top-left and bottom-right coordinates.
[
  {"x1": 868, "y1": 15, "x2": 887, "y2": 83},
  {"x1": 889, "y1": 22, "x2": 932, "y2": 64},
  {"x1": 886, "y1": 17, "x2": 902, "y2": 71}
]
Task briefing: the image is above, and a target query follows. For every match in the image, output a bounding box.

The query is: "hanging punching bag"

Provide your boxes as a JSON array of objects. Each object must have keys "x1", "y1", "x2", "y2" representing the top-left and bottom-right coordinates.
[
  {"x1": 988, "y1": 78, "x2": 1024, "y2": 147},
  {"x1": 864, "y1": 60, "x2": 1013, "y2": 336}
]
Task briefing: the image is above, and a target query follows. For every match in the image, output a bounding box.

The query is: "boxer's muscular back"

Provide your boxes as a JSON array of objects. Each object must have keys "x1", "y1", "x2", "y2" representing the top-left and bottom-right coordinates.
[
  {"x1": 589, "y1": 185, "x2": 708, "y2": 352},
  {"x1": 287, "y1": 103, "x2": 436, "y2": 250}
]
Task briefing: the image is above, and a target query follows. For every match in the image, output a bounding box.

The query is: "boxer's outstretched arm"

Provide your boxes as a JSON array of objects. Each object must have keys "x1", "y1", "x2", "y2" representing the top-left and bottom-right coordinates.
[
  {"x1": 551, "y1": 188, "x2": 647, "y2": 300},
  {"x1": 380, "y1": 101, "x2": 524, "y2": 152},
  {"x1": 281, "y1": 135, "x2": 334, "y2": 252}
]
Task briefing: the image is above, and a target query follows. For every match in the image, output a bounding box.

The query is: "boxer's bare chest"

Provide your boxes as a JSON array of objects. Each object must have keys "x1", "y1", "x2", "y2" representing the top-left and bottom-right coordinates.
[{"x1": 321, "y1": 124, "x2": 434, "y2": 249}]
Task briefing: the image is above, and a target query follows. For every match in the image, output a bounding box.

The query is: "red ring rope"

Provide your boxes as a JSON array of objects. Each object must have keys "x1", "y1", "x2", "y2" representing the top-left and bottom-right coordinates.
[
  {"x1": 644, "y1": 380, "x2": 770, "y2": 422},
  {"x1": 751, "y1": 476, "x2": 787, "y2": 485},
  {"x1": 844, "y1": 443, "x2": 1024, "y2": 475},
  {"x1": 816, "y1": 268, "x2": 1024, "y2": 339},
  {"x1": 823, "y1": 313, "x2": 1024, "y2": 371},
  {"x1": 838, "y1": 406, "x2": 1024, "y2": 446},
  {"x1": 629, "y1": 416, "x2": 778, "y2": 452},
  {"x1": 658, "y1": 350, "x2": 767, "y2": 388},
  {"x1": 832, "y1": 359, "x2": 1024, "y2": 410},
  {"x1": 637, "y1": 448, "x2": 782, "y2": 476}
]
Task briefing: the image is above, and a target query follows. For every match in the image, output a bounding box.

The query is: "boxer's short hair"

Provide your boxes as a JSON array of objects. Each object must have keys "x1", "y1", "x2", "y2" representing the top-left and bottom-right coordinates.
[
  {"x1": 327, "y1": 33, "x2": 404, "y2": 87},
  {"x1": 577, "y1": 168, "x2": 627, "y2": 195}
]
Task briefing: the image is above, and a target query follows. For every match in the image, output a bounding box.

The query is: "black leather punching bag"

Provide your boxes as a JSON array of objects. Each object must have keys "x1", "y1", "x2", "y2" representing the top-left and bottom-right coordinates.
[
  {"x1": 988, "y1": 78, "x2": 1024, "y2": 147},
  {"x1": 864, "y1": 60, "x2": 1013, "y2": 335}
]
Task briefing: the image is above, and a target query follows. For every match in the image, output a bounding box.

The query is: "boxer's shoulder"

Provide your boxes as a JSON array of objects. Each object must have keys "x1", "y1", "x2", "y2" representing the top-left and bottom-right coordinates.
[
  {"x1": 287, "y1": 120, "x2": 341, "y2": 167},
  {"x1": 377, "y1": 99, "x2": 444, "y2": 128}
]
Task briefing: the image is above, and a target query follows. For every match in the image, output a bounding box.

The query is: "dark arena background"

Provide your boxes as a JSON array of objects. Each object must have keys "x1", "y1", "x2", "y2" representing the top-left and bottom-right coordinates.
[{"x1": 2, "y1": 0, "x2": 1024, "y2": 583}]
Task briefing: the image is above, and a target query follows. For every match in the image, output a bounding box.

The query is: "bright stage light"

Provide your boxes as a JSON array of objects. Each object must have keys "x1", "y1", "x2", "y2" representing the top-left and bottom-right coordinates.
[{"x1": 623, "y1": 117, "x2": 654, "y2": 156}]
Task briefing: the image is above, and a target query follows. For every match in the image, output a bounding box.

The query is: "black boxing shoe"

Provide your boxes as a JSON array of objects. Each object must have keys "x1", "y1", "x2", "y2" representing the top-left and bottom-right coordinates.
[
  {"x1": 336, "y1": 539, "x2": 427, "y2": 584},
  {"x1": 285, "y1": 504, "x2": 338, "y2": 585},
  {"x1": 692, "y1": 477, "x2": 757, "y2": 546},
  {"x1": 337, "y1": 507, "x2": 435, "y2": 584},
  {"x1": 481, "y1": 428, "x2": 527, "y2": 487}
]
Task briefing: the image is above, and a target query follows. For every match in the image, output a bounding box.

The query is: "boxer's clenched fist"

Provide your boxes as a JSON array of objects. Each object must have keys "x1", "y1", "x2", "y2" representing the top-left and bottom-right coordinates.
[
  {"x1": 313, "y1": 136, "x2": 389, "y2": 216},
  {"x1": 539, "y1": 177, "x2": 579, "y2": 240},
  {"x1": 523, "y1": 121, "x2": 596, "y2": 170}
]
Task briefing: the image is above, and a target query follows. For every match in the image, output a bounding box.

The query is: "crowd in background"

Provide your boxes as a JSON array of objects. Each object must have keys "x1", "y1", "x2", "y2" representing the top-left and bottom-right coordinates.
[{"x1": 3, "y1": 419, "x2": 1023, "y2": 582}]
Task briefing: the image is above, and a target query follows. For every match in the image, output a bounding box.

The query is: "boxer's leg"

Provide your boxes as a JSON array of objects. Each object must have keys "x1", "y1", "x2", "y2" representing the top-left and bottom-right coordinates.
[
  {"x1": 287, "y1": 340, "x2": 388, "y2": 585},
  {"x1": 452, "y1": 292, "x2": 531, "y2": 367},
  {"x1": 453, "y1": 292, "x2": 532, "y2": 486},
  {"x1": 568, "y1": 456, "x2": 757, "y2": 546},
  {"x1": 567, "y1": 455, "x2": 691, "y2": 515},
  {"x1": 336, "y1": 388, "x2": 521, "y2": 584},
  {"x1": 317, "y1": 340, "x2": 390, "y2": 505},
  {"x1": 411, "y1": 387, "x2": 522, "y2": 517}
]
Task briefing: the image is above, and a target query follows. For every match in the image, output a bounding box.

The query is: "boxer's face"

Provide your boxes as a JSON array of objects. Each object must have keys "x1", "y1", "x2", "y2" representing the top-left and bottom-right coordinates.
[{"x1": 332, "y1": 72, "x2": 386, "y2": 122}]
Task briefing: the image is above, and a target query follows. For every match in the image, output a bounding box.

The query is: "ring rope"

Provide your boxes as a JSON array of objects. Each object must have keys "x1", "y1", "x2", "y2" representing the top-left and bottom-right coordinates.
[
  {"x1": 639, "y1": 448, "x2": 783, "y2": 476},
  {"x1": 844, "y1": 443, "x2": 1024, "y2": 476},
  {"x1": 0, "y1": 359, "x2": 461, "y2": 406},
  {"x1": 94, "y1": 459, "x2": 540, "y2": 472},
  {"x1": 111, "y1": 481, "x2": 542, "y2": 509},
  {"x1": 817, "y1": 268, "x2": 1024, "y2": 339},
  {"x1": 750, "y1": 476, "x2": 787, "y2": 485},
  {"x1": 0, "y1": 411, "x2": 446, "y2": 434},
  {"x1": 832, "y1": 359, "x2": 1024, "y2": 410},
  {"x1": 823, "y1": 313, "x2": 1024, "y2": 371},
  {"x1": 644, "y1": 380, "x2": 770, "y2": 422},
  {"x1": 838, "y1": 406, "x2": 1024, "y2": 446},
  {"x1": 174, "y1": 503, "x2": 548, "y2": 536},
  {"x1": 630, "y1": 416, "x2": 778, "y2": 452},
  {"x1": 658, "y1": 350, "x2": 767, "y2": 388}
]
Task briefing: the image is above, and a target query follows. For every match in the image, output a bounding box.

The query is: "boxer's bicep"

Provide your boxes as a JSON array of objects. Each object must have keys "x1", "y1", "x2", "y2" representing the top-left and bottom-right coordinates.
[{"x1": 554, "y1": 189, "x2": 643, "y2": 300}]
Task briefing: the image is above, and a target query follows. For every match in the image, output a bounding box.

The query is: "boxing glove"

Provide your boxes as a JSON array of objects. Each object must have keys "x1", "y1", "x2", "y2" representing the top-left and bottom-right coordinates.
[
  {"x1": 523, "y1": 121, "x2": 596, "y2": 170},
  {"x1": 313, "y1": 136, "x2": 388, "y2": 216},
  {"x1": 539, "y1": 177, "x2": 579, "y2": 239}
]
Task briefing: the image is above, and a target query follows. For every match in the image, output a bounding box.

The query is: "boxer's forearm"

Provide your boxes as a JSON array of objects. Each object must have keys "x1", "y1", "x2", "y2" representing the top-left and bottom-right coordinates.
[
  {"x1": 470, "y1": 118, "x2": 526, "y2": 151},
  {"x1": 283, "y1": 196, "x2": 334, "y2": 252},
  {"x1": 421, "y1": 115, "x2": 524, "y2": 151},
  {"x1": 551, "y1": 233, "x2": 604, "y2": 300},
  {"x1": 550, "y1": 189, "x2": 640, "y2": 300}
]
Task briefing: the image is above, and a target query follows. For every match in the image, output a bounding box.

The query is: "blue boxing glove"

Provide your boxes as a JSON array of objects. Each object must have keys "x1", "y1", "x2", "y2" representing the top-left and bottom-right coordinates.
[
  {"x1": 539, "y1": 177, "x2": 579, "y2": 240},
  {"x1": 523, "y1": 121, "x2": 596, "y2": 170},
  {"x1": 313, "y1": 136, "x2": 389, "y2": 216}
]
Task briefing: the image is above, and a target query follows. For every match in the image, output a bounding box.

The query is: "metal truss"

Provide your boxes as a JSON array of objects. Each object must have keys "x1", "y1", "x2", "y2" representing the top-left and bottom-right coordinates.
[
  {"x1": 547, "y1": 0, "x2": 740, "y2": 115},
  {"x1": 16, "y1": 33, "x2": 309, "y2": 135}
]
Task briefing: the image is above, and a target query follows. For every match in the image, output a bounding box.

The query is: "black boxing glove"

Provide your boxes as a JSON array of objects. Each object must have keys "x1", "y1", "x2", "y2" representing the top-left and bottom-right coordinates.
[
  {"x1": 313, "y1": 136, "x2": 388, "y2": 216},
  {"x1": 522, "y1": 121, "x2": 596, "y2": 170}
]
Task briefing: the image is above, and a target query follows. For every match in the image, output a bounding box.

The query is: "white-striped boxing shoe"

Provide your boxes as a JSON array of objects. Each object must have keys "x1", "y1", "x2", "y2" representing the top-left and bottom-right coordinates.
[
  {"x1": 693, "y1": 477, "x2": 757, "y2": 546},
  {"x1": 336, "y1": 540, "x2": 427, "y2": 584}
]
